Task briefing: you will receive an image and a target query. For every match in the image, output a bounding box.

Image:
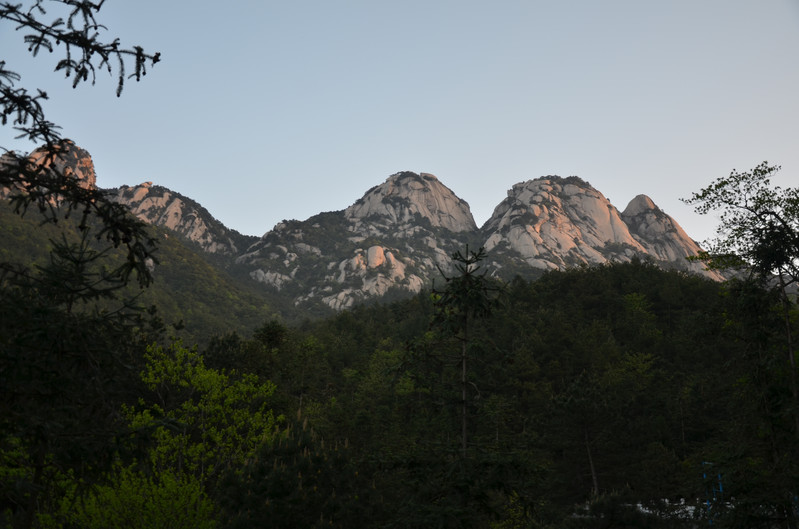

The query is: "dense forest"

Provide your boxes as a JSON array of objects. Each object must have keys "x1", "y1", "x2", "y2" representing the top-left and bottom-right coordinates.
[
  {"x1": 1, "y1": 94, "x2": 797, "y2": 529},
  {"x1": 2, "y1": 206, "x2": 798, "y2": 528}
]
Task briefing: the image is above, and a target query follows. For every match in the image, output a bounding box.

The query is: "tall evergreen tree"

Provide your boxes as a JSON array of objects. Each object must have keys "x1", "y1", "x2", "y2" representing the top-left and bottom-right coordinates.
[{"x1": 431, "y1": 246, "x2": 498, "y2": 457}]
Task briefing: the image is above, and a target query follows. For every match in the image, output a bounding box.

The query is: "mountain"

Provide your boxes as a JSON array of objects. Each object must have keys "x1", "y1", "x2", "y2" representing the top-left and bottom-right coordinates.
[
  {"x1": 110, "y1": 182, "x2": 258, "y2": 256},
  {"x1": 235, "y1": 171, "x2": 720, "y2": 310},
  {"x1": 480, "y1": 176, "x2": 719, "y2": 279},
  {"x1": 0, "y1": 139, "x2": 96, "y2": 199},
  {"x1": 236, "y1": 171, "x2": 481, "y2": 311},
  {"x1": 3, "y1": 142, "x2": 720, "y2": 314},
  {"x1": 2, "y1": 140, "x2": 256, "y2": 256}
]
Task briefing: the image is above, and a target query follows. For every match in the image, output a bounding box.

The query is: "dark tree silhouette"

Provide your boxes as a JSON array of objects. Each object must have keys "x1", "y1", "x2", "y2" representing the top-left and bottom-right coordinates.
[
  {"x1": 1, "y1": 0, "x2": 161, "y2": 286},
  {"x1": 0, "y1": 4, "x2": 161, "y2": 527},
  {"x1": 432, "y1": 246, "x2": 497, "y2": 457}
]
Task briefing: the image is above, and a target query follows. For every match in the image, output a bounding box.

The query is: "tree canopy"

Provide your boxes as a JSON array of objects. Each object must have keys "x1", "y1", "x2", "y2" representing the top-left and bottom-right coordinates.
[{"x1": 682, "y1": 162, "x2": 799, "y2": 285}]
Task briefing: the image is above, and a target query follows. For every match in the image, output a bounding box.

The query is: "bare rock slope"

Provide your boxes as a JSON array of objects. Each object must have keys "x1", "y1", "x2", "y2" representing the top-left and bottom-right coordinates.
[
  {"x1": 345, "y1": 172, "x2": 476, "y2": 234},
  {"x1": 238, "y1": 171, "x2": 478, "y2": 311},
  {"x1": 480, "y1": 176, "x2": 718, "y2": 279},
  {"x1": 1, "y1": 139, "x2": 97, "y2": 198},
  {"x1": 238, "y1": 173, "x2": 719, "y2": 311},
  {"x1": 111, "y1": 183, "x2": 257, "y2": 255},
  {"x1": 3, "y1": 141, "x2": 720, "y2": 312}
]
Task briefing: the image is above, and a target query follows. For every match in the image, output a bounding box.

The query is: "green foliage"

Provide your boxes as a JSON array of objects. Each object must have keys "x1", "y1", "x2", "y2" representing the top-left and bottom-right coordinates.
[
  {"x1": 0, "y1": 231, "x2": 155, "y2": 528},
  {"x1": 684, "y1": 165, "x2": 799, "y2": 527},
  {"x1": 432, "y1": 246, "x2": 497, "y2": 335},
  {"x1": 430, "y1": 246, "x2": 501, "y2": 456},
  {"x1": 136, "y1": 227, "x2": 276, "y2": 343},
  {"x1": 54, "y1": 467, "x2": 216, "y2": 529},
  {"x1": 0, "y1": 201, "x2": 276, "y2": 344},
  {"x1": 378, "y1": 450, "x2": 547, "y2": 529},
  {"x1": 682, "y1": 161, "x2": 799, "y2": 283},
  {"x1": 217, "y1": 419, "x2": 380, "y2": 529},
  {"x1": 126, "y1": 340, "x2": 280, "y2": 489},
  {"x1": 3, "y1": 160, "x2": 798, "y2": 529},
  {"x1": 1, "y1": 142, "x2": 158, "y2": 290}
]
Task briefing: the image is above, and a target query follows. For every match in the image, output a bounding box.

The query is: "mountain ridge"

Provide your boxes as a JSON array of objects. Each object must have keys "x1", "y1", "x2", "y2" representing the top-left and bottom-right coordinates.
[{"x1": 3, "y1": 141, "x2": 720, "y2": 312}]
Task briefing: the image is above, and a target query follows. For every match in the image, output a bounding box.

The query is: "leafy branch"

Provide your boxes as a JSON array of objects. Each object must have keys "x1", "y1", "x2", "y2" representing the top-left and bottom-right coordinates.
[
  {"x1": 1, "y1": 1, "x2": 162, "y2": 287},
  {"x1": 682, "y1": 162, "x2": 799, "y2": 285}
]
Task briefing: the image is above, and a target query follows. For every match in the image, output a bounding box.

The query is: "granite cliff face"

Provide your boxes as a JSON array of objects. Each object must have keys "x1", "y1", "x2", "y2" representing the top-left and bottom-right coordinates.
[
  {"x1": 482, "y1": 177, "x2": 639, "y2": 270},
  {"x1": 238, "y1": 172, "x2": 477, "y2": 310},
  {"x1": 27, "y1": 140, "x2": 97, "y2": 190},
  {"x1": 345, "y1": 172, "x2": 477, "y2": 234},
  {"x1": 620, "y1": 194, "x2": 708, "y2": 266},
  {"x1": 111, "y1": 183, "x2": 257, "y2": 255},
  {"x1": 480, "y1": 176, "x2": 719, "y2": 279},
  {"x1": 3, "y1": 142, "x2": 720, "y2": 312},
  {"x1": 238, "y1": 172, "x2": 719, "y2": 311},
  {"x1": 0, "y1": 139, "x2": 96, "y2": 199},
  {"x1": 1, "y1": 141, "x2": 256, "y2": 255}
]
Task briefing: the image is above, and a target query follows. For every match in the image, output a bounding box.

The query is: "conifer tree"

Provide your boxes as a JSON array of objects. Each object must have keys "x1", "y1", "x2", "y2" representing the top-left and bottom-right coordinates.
[
  {"x1": 432, "y1": 246, "x2": 497, "y2": 456},
  {"x1": 0, "y1": 3, "x2": 160, "y2": 526}
]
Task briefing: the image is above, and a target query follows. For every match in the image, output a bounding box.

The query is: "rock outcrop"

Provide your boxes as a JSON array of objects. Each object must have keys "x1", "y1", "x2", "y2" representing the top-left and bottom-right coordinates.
[
  {"x1": 111, "y1": 183, "x2": 257, "y2": 255},
  {"x1": 479, "y1": 176, "x2": 719, "y2": 279},
  {"x1": 345, "y1": 172, "x2": 477, "y2": 235},
  {"x1": 481, "y1": 176, "x2": 641, "y2": 271},
  {"x1": 28, "y1": 140, "x2": 97, "y2": 190},
  {"x1": 238, "y1": 172, "x2": 470, "y2": 311},
  {"x1": 3, "y1": 141, "x2": 721, "y2": 312},
  {"x1": 238, "y1": 172, "x2": 719, "y2": 311},
  {"x1": 621, "y1": 194, "x2": 699, "y2": 261},
  {"x1": 1, "y1": 139, "x2": 96, "y2": 198}
]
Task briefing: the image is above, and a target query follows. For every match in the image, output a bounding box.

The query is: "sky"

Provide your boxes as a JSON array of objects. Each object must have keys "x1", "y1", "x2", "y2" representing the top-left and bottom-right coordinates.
[{"x1": 1, "y1": 1, "x2": 798, "y2": 244}]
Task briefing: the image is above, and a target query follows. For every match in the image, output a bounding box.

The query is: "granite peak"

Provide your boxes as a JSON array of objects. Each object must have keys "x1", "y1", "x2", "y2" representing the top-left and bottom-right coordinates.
[{"x1": 5, "y1": 143, "x2": 720, "y2": 311}]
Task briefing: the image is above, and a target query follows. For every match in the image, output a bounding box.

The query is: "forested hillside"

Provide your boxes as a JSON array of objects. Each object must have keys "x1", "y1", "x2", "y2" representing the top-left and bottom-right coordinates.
[
  {"x1": 4, "y1": 224, "x2": 798, "y2": 527},
  {"x1": 201, "y1": 260, "x2": 794, "y2": 528},
  {"x1": 0, "y1": 201, "x2": 300, "y2": 343},
  {"x1": 2, "y1": 145, "x2": 798, "y2": 527}
]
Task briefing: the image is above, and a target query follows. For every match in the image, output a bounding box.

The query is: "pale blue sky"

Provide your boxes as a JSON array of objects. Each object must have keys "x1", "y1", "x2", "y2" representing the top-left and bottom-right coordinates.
[{"x1": 2, "y1": 1, "x2": 798, "y2": 244}]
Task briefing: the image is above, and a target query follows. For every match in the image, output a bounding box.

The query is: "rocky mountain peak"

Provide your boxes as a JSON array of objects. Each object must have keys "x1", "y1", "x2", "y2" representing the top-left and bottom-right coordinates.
[
  {"x1": 8, "y1": 141, "x2": 723, "y2": 312},
  {"x1": 110, "y1": 182, "x2": 258, "y2": 255},
  {"x1": 345, "y1": 171, "x2": 477, "y2": 233},
  {"x1": 1, "y1": 139, "x2": 96, "y2": 199},
  {"x1": 481, "y1": 175, "x2": 641, "y2": 270},
  {"x1": 622, "y1": 194, "x2": 658, "y2": 217},
  {"x1": 240, "y1": 171, "x2": 478, "y2": 311},
  {"x1": 29, "y1": 139, "x2": 97, "y2": 190},
  {"x1": 620, "y1": 192, "x2": 721, "y2": 278},
  {"x1": 480, "y1": 175, "x2": 720, "y2": 279}
]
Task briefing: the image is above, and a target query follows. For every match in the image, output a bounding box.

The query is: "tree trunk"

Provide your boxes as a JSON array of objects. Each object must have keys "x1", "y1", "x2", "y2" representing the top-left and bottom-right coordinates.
[
  {"x1": 461, "y1": 321, "x2": 468, "y2": 458},
  {"x1": 778, "y1": 274, "x2": 799, "y2": 435},
  {"x1": 585, "y1": 426, "x2": 599, "y2": 498},
  {"x1": 19, "y1": 448, "x2": 45, "y2": 529}
]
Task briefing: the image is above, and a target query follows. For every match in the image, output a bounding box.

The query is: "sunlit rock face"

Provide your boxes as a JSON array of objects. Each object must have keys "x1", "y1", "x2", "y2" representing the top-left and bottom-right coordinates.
[
  {"x1": 621, "y1": 194, "x2": 696, "y2": 261},
  {"x1": 239, "y1": 171, "x2": 473, "y2": 311},
  {"x1": 345, "y1": 172, "x2": 477, "y2": 235},
  {"x1": 620, "y1": 194, "x2": 724, "y2": 279},
  {"x1": 1, "y1": 139, "x2": 96, "y2": 198},
  {"x1": 481, "y1": 176, "x2": 644, "y2": 270},
  {"x1": 480, "y1": 176, "x2": 719, "y2": 279},
  {"x1": 28, "y1": 140, "x2": 97, "y2": 190},
  {"x1": 111, "y1": 183, "x2": 256, "y2": 255},
  {"x1": 118, "y1": 169, "x2": 721, "y2": 311},
  {"x1": 8, "y1": 140, "x2": 723, "y2": 311}
]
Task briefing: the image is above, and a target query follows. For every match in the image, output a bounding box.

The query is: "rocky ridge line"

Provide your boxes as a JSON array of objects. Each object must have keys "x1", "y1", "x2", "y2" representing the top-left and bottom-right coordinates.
[
  {"x1": 479, "y1": 176, "x2": 719, "y2": 279},
  {"x1": 2, "y1": 141, "x2": 721, "y2": 311},
  {"x1": 111, "y1": 182, "x2": 257, "y2": 255}
]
